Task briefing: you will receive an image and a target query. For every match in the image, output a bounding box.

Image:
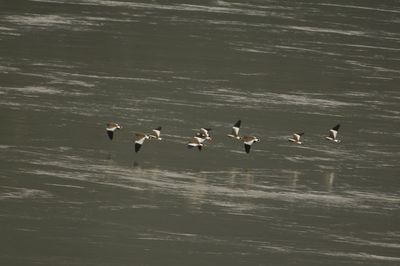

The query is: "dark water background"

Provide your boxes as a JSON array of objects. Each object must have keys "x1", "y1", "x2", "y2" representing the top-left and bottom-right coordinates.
[{"x1": 1, "y1": 0, "x2": 399, "y2": 265}]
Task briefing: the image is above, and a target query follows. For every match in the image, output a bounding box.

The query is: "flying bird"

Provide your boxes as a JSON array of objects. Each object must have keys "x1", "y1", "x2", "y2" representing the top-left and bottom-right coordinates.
[
  {"x1": 242, "y1": 136, "x2": 260, "y2": 154},
  {"x1": 227, "y1": 120, "x2": 241, "y2": 139},
  {"x1": 325, "y1": 124, "x2": 341, "y2": 143},
  {"x1": 106, "y1": 123, "x2": 121, "y2": 140},
  {"x1": 288, "y1": 132, "x2": 304, "y2": 144},
  {"x1": 134, "y1": 133, "x2": 150, "y2": 153}
]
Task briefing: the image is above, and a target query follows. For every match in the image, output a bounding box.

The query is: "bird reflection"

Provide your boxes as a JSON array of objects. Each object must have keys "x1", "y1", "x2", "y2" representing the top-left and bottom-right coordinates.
[
  {"x1": 282, "y1": 170, "x2": 300, "y2": 187},
  {"x1": 104, "y1": 152, "x2": 117, "y2": 168},
  {"x1": 187, "y1": 171, "x2": 206, "y2": 208},
  {"x1": 228, "y1": 168, "x2": 254, "y2": 188},
  {"x1": 106, "y1": 152, "x2": 113, "y2": 161},
  {"x1": 323, "y1": 172, "x2": 335, "y2": 192},
  {"x1": 132, "y1": 160, "x2": 140, "y2": 168},
  {"x1": 241, "y1": 168, "x2": 254, "y2": 188}
]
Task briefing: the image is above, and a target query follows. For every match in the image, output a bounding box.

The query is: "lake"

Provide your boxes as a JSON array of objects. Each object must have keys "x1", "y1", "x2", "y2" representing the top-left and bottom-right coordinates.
[{"x1": 1, "y1": 0, "x2": 399, "y2": 265}]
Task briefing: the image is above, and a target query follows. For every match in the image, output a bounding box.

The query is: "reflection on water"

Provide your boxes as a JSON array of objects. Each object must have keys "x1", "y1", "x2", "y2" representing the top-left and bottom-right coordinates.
[
  {"x1": 282, "y1": 170, "x2": 300, "y2": 187},
  {"x1": 132, "y1": 160, "x2": 140, "y2": 168},
  {"x1": 323, "y1": 171, "x2": 335, "y2": 192},
  {"x1": 227, "y1": 168, "x2": 254, "y2": 188}
]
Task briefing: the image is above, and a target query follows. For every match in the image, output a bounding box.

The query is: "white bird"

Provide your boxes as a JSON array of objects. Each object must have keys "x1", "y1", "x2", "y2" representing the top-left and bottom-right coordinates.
[
  {"x1": 288, "y1": 132, "x2": 304, "y2": 144},
  {"x1": 187, "y1": 136, "x2": 205, "y2": 151},
  {"x1": 242, "y1": 136, "x2": 260, "y2": 154},
  {"x1": 149, "y1": 126, "x2": 162, "y2": 140},
  {"x1": 106, "y1": 123, "x2": 121, "y2": 140},
  {"x1": 134, "y1": 133, "x2": 150, "y2": 153},
  {"x1": 227, "y1": 120, "x2": 241, "y2": 139},
  {"x1": 325, "y1": 124, "x2": 341, "y2": 143}
]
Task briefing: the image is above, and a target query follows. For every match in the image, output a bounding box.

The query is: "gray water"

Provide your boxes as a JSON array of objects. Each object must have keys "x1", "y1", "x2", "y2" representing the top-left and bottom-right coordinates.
[{"x1": 1, "y1": 0, "x2": 399, "y2": 265}]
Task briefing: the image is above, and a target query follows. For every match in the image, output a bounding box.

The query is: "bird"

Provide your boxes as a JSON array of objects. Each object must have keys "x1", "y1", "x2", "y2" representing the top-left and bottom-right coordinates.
[
  {"x1": 325, "y1": 124, "x2": 341, "y2": 143},
  {"x1": 227, "y1": 120, "x2": 241, "y2": 139},
  {"x1": 149, "y1": 126, "x2": 162, "y2": 140},
  {"x1": 134, "y1": 133, "x2": 150, "y2": 153},
  {"x1": 106, "y1": 123, "x2": 121, "y2": 140},
  {"x1": 187, "y1": 136, "x2": 205, "y2": 151},
  {"x1": 242, "y1": 136, "x2": 260, "y2": 154},
  {"x1": 197, "y1": 128, "x2": 212, "y2": 141},
  {"x1": 288, "y1": 132, "x2": 304, "y2": 144}
]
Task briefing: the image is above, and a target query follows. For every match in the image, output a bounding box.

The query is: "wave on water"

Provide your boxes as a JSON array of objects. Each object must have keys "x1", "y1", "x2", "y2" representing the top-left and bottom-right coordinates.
[
  {"x1": 321, "y1": 251, "x2": 400, "y2": 262},
  {"x1": 192, "y1": 88, "x2": 360, "y2": 110},
  {"x1": 2, "y1": 86, "x2": 62, "y2": 95},
  {"x1": 5, "y1": 14, "x2": 99, "y2": 31},
  {"x1": 329, "y1": 234, "x2": 400, "y2": 249},
  {"x1": 57, "y1": 72, "x2": 161, "y2": 83},
  {"x1": 0, "y1": 186, "x2": 52, "y2": 200},
  {"x1": 1, "y1": 85, "x2": 94, "y2": 97},
  {"x1": 317, "y1": 3, "x2": 400, "y2": 14},
  {"x1": 0, "y1": 65, "x2": 20, "y2": 73},
  {"x1": 283, "y1": 25, "x2": 366, "y2": 37}
]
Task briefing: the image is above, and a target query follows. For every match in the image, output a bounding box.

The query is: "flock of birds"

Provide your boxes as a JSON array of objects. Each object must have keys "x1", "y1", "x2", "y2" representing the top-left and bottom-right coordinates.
[{"x1": 105, "y1": 120, "x2": 342, "y2": 154}]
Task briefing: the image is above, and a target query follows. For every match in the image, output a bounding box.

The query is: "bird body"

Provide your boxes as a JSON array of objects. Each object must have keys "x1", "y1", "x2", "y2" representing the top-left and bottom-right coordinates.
[{"x1": 106, "y1": 123, "x2": 121, "y2": 140}]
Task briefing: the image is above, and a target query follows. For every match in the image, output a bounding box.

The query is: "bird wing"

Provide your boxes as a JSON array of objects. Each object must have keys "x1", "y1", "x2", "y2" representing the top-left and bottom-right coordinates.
[
  {"x1": 107, "y1": 130, "x2": 114, "y2": 140},
  {"x1": 187, "y1": 139, "x2": 202, "y2": 150},
  {"x1": 244, "y1": 144, "x2": 251, "y2": 153},
  {"x1": 151, "y1": 129, "x2": 161, "y2": 138},
  {"x1": 231, "y1": 126, "x2": 240, "y2": 137},
  {"x1": 329, "y1": 129, "x2": 337, "y2": 139},
  {"x1": 332, "y1": 124, "x2": 340, "y2": 131},
  {"x1": 135, "y1": 143, "x2": 142, "y2": 153},
  {"x1": 194, "y1": 136, "x2": 205, "y2": 143},
  {"x1": 233, "y1": 120, "x2": 241, "y2": 128}
]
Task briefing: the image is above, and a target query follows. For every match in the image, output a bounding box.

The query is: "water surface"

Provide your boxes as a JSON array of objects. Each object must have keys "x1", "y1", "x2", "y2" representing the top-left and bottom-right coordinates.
[{"x1": 1, "y1": 0, "x2": 399, "y2": 265}]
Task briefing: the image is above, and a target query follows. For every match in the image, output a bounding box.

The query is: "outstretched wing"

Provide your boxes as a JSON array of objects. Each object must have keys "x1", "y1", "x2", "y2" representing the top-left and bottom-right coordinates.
[
  {"x1": 332, "y1": 124, "x2": 340, "y2": 131},
  {"x1": 231, "y1": 127, "x2": 240, "y2": 137},
  {"x1": 151, "y1": 127, "x2": 161, "y2": 139},
  {"x1": 135, "y1": 143, "x2": 142, "y2": 153},
  {"x1": 244, "y1": 144, "x2": 251, "y2": 154},
  {"x1": 329, "y1": 129, "x2": 337, "y2": 139},
  {"x1": 107, "y1": 130, "x2": 114, "y2": 140},
  {"x1": 294, "y1": 133, "x2": 304, "y2": 141},
  {"x1": 187, "y1": 142, "x2": 202, "y2": 151},
  {"x1": 233, "y1": 120, "x2": 241, "y2": 128}
]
